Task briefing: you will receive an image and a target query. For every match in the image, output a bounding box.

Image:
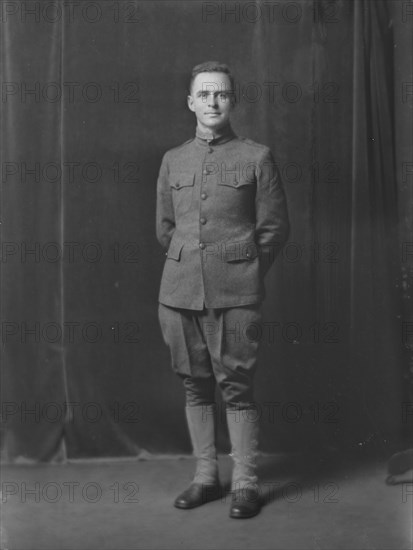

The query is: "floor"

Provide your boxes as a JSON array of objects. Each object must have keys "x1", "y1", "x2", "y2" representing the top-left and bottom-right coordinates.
[{"x1": 1, "y1": 453, "x2": 412, "y2": 550}]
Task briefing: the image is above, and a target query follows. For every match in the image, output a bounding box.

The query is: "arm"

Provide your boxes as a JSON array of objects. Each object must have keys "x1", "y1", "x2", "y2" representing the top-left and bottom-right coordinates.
[
  {"x1": 255, "y1": 148, "x2": 290, "y2": 277},
  {"x1": 156, "y1": 153, "x2": 175, "y2": 249}
]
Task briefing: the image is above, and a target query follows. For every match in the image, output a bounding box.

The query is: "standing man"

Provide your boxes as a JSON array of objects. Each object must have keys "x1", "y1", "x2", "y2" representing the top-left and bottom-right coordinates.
[{"x1": 156, "y1": 61, "x2": 289, "y2": 518}]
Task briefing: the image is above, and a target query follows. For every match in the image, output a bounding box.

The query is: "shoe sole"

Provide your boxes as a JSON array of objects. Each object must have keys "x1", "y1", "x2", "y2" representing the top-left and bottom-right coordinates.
[
  {"x1": 229, "y1": 510, "x2": 260, "y2": 519},
  {"x1": 174, "y1": 492, "x2": 222, "y2": 509},
  {"x1": 174, "y1": 502, "x2": 201, "y2": 509}
]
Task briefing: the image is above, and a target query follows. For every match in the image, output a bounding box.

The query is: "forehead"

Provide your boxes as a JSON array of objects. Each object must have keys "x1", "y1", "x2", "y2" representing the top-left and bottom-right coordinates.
[{"x1": 191, "y1": 72, "x2": 232, "y2": 92}]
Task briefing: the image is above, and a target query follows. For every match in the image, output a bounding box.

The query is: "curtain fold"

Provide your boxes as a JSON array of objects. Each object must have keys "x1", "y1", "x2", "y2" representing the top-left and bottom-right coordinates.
[
  {"x1": 348, "y1": 0, "x2": 404, "y2": 449},
  {"x1": 1, "y1": 0, "x2": 407, "y2": 460},
  {"x1": 1, "y1": 9, "x2": 66, "y2": 460}
]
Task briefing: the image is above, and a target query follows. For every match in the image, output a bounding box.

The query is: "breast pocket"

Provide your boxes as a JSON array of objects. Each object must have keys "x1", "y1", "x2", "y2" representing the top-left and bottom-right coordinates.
[
  {"x1": 217, "y1": 173, "x2": 256, "y2": 190},
  {"x1": 169, "y1": 173, "x2": 195, "y2": 211},
  {"x1": 216, "y1": 173, "x2": 256, "y2": 218}
]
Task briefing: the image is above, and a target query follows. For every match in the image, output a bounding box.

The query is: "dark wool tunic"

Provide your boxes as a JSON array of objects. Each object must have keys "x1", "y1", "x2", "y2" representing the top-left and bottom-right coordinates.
[{"x1": 156, "y1": 125, "x2": 290, "y2": 310}]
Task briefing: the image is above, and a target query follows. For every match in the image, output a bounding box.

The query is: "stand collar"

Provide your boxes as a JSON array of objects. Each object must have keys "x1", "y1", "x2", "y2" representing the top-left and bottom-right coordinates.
[{"x1": 195, "y1": 124, "x2": 236, "y2": 146}]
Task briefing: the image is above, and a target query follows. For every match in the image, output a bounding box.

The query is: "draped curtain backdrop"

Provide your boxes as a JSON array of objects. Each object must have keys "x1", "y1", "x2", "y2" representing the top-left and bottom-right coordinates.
[{"x1": 1, "y1": 0, "x2": 410, "y2": 461}]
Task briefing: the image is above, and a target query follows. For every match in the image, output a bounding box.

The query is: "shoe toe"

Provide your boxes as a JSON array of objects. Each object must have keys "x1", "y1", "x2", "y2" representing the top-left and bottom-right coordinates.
[
  {"x1": 174, "y1": 496, "x2": 194, "y2": 509},
  {"x1": 229, "y1": 490, "x2": 261, "y2": 519},
  {"x1": 230, "y1": 503, "x2": 259, "y2": 518},
  {"x1": 174, "y1": 483, "x2": 220, "y2": 509}
]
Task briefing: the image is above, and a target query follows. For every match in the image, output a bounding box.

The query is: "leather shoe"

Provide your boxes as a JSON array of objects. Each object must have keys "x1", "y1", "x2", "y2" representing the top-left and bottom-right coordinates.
[
  {"x1": 174, "y1": 483, "x2": 221, "y2": 509},
  {"x1": 229, "y1": 488, "x2": 261, "y2": 518}
]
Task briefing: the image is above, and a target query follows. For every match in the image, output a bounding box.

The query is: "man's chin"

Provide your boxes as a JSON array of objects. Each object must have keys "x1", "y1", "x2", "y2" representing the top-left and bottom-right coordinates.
[{"x1": 201, "y1": 119, "x2": 227, "y2": 131}]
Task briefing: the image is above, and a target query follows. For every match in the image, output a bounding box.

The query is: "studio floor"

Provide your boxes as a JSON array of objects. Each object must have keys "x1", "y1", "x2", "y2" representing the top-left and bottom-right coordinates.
[{"x1": 1, "y1": 453, "x2": 411, "y2": 550}]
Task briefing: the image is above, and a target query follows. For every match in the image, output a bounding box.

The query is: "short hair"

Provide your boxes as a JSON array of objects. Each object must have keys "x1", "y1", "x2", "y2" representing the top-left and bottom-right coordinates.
[{"x1": 188, "y1": 61, "x2": 235, "y2": 95}]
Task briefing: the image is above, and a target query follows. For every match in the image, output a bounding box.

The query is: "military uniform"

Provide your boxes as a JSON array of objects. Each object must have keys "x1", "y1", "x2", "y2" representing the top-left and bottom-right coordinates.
[
  {"x1": 156, "y1": 123, "x2": 289, "y2": 516},
  {"x1": 157, "y1": 124, "x2": 289, "y2": 407},
  {"x1": 156, "y1": 125, "x2": 289, "y2": 311}
]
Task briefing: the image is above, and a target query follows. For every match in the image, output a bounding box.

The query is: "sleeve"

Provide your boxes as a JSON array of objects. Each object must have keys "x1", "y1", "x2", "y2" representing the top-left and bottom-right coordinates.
[
  {"x1": 156, "y1": 152, "x2": 175, "y2": 249},
  {"x1": 255, "y1": 148, "x2": 290, "y2": 277}
]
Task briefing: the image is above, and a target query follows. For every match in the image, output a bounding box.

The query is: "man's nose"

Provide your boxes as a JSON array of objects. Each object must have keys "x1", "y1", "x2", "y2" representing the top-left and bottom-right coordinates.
[{"x1": 207, "y1": 94, "x2": 218, "y2": 107}]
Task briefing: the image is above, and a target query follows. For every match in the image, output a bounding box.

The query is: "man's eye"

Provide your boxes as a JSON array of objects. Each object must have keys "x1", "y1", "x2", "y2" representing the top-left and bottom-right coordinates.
[{"x1": 219, "y1": 93, "x2": 228, "y2": 99}]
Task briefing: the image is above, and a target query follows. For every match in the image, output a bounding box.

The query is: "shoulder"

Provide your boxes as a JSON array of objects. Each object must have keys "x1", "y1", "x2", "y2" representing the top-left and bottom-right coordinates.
[
  {"x1": 235, "y1": 136, "x2": 273, "y2": 161},
  {"x1": 163, "y1": 138, "x2": 195, "y2": 159},
  {"x1": 159, "y1": 138, "x2": 195, "y2": 169}
]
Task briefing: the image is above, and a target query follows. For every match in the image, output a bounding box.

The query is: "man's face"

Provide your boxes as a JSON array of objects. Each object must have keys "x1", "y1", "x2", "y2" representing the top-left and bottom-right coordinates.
[{"x1": 187, "y1": 72, "x2": 234, "y2": 133}]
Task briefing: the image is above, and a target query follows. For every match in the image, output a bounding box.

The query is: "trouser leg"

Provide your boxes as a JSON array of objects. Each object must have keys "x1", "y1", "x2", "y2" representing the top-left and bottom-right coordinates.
[
  {"x1": 205, "y1": 304, "x2": 262, "y2": 407},
  {"x1": 158, "y1": 303, "x2": 221, "y2": 508},
  {"x1": 203, "y1": 304, "x2": 263, "y2": 517}
]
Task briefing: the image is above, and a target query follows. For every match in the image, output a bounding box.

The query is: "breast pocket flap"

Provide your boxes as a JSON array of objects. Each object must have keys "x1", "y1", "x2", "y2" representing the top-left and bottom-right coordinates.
[
  {"x1": 170, "y1": 173, "x2": 195, "y2": 190},
  {"x1": 218, "y1": 173, "x2": 255, "y2": 189}
]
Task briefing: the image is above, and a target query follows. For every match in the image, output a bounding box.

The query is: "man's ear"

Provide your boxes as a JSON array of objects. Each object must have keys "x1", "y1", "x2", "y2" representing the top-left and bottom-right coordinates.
[{"x1": 187, "y1": 94, "x2": 195, "y2": 112}]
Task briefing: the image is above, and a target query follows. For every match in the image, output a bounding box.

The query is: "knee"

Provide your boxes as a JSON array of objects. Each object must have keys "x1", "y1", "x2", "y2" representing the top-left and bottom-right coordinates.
[
  {"x1": 182, "y1": 375, "x2": 216, "y2": 406},
  {"x1": 216, "y1": 375, "x2": 254, "y2": 406}
]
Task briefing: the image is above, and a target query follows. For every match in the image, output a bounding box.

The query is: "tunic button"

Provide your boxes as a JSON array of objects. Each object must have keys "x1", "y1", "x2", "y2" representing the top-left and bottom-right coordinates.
[
  {"x1": 175, "y1": 182, "x2": 180, "y2": 188},
  {"x1": 208, "y1": 148, "x2": 213, "y2": 153},
  {"x1": 246, "y1": 252, "x2": 250, "y2": 258},
  {"x1": 201, "y1": 193, "x2": 207, "y2": 200},
  {"x1": 199, "y1": 242, "x2": 206, "y2": 250},
  {"x1": 200, "y1": 217, "x2": 206, "y2": 225}
]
